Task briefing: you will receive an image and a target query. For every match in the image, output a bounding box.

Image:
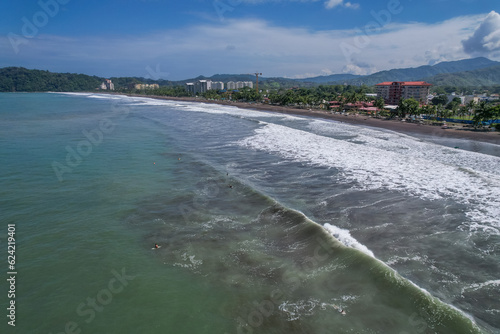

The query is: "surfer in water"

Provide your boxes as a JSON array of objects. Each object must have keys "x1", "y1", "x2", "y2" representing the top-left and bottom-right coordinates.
[{"x1": 154, "y1": 243, "x2": 159, "y2": 249}]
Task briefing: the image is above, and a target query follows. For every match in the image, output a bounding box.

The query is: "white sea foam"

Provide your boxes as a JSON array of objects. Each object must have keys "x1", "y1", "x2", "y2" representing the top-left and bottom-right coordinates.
[
  {"x1": 86, "y1": 94, "x2": 128, "y2": 100},
  {"x1": 279, "y1": 298, "x2": 352, "y2": 321},
  {"x1": 323, "y1": 223, "x2": 375, "y2": 257},
  {"x1": 237, "y1": 122, "x2": 500, "y2": 234},
  {"x1": 173, "y1": 252, "x2": 203, "y2": 270},
  {"x1": 461, "y1": 279, "x2": 500, "y2": 295},
  {"x1": 54, "y1": 92, "x2": 93, "y2": 96},
  {"x1": 279, "y1": 299, "x2": 317, "y2": 321},
  {"x1": 308, "y1": 119, "x2": 500, "y2": 176},
  {"x1": 179, "y1": 102, "x2": 295, "y2": 120},
  {"x1": 104, "y1": 94, "x2": 305, "y2": 120}
]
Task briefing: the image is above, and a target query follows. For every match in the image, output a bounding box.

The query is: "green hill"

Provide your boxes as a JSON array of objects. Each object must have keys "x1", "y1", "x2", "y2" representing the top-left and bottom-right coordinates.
[
  {"x1": 425, "y1": 65, "x2": 500, "y2": 86},
  {"x1": 343, "y1": 57, "x2": 499, "y2": 86},
  {"x1": 296, "y1": 73, "x2": 361, "y2": 84},
  {"x1": 0, "y1": 67, "x2": 103, "y2": 92},
  {"x1": 2, "y1": 57, "x2": 500, "y2": 93}
]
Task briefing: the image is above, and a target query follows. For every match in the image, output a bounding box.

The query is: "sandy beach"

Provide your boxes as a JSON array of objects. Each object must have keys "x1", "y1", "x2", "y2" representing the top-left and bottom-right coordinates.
[{"x1": 131, "y1": 94, "x2": 500, "y2": 145}]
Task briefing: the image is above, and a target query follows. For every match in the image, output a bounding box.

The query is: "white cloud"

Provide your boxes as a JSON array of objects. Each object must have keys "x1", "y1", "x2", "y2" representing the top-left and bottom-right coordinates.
[
  {"x1": 344, "y1": 2, "x2": 360, "y2": 9},
  {"x1": 462, "y1": 11, "x2": 500, "y2": 55},
  {"x1": 0, "y1": 13, "x2": 494, "y2": 79},
  {"x1": 233, "y1": 0, "x2": 359, "y2": 10},
  {"x1": 342, "y1": 63, "x2": 377, "y2": 75},
  {"x1": 324, "y1": 0, "x2": 342, "y2": 8},
  {"x1": 324, "y1": 0, "x2": 359, "y2": 9}
]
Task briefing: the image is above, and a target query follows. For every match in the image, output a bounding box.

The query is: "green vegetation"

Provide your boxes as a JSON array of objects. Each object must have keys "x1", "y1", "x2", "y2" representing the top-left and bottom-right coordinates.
[
  {"x1": 393, "y1": 98, "x2": 499, "y2": 130},
  {"x1": 198, "y1": 85, "x2": 375, "y2": 108},
  {"x1": 0, "y1": 67, "x2": 103, "y2": 92},
  {"x1": 426, "y1": 65, "x2": 500, "y2": 87},
  {"x1": 431, "y1": 95, "x2": 448, "y2": 106},
  {"x1": 1, "y1": 66, "x2": 498, "y2": 129},
  {"x1": 397, "y1": 98, "x2": 420, "y2": 118},
  {"x1": 472, "y1": 102, "x2": 500, "y2": 128},
  {"x1": 336, "y1": 57, "x2": 500, "y2": 86}
]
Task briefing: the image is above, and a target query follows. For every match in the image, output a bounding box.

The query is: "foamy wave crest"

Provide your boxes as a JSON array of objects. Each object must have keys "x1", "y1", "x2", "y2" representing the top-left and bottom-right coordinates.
[
  {"x1": 86, "y1": 94, "x2": 129, "y2": 100},
  {"x1": 123, "y1": 97, "x2": 180, "y2": 106},
  {"x1": 323, "y1": 223, "x2": 375, "y2": 257},
  {"x1": 237, "y1": 123, "x2": 500, "y2": 234},
  {"x1": 54, "y1": 92, "x2": 94, "y2": 96},
  {"x1": 461, "y1": 279, "x2": 500, "y2": 294},
  {"x1": 180, "y1": 102, "x2": 290, "y2": 119},
  {"x1": 115, "y1": 96, "x2": 302, "y2": 120},
  {"x1": 308, "y1": 120, "x2": 500, "y2": 176},
  {"x1": 279, "y1": 299, "x2": 347, "y2": 321}
]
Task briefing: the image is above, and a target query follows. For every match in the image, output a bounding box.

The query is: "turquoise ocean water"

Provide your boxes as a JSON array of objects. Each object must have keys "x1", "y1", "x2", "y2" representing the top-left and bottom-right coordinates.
[{"x1": 1, "y1": 92, "x2": 500, "y2": 333}]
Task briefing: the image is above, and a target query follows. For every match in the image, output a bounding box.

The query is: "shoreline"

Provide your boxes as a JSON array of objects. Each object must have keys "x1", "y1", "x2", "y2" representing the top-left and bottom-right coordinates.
[{"x1": 125, "y1": 93, "x2": 500, "y2": 145}]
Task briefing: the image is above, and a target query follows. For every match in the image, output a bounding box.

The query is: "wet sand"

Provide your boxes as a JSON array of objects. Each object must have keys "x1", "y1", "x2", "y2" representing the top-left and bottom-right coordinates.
[{"x1": 131, "y1": 95, "x2": 500, "y2": 145}]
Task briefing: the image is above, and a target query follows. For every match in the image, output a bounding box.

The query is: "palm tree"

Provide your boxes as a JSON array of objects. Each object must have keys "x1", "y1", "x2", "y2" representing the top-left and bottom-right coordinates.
[{"x1": 466, "y1": 100, "x2": 476, "y2": 119}]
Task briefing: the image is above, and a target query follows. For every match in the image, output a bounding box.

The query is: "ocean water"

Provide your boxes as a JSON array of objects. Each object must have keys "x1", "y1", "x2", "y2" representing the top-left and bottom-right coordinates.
[{"x1": 1, "y1": 92, "x2": 499, "y2": 333}]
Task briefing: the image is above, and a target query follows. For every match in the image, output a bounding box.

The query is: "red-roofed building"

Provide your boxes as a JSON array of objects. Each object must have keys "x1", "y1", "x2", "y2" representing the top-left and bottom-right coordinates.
[{"x1": 376, "y1": 81, "x2": 431, "y2": 105}]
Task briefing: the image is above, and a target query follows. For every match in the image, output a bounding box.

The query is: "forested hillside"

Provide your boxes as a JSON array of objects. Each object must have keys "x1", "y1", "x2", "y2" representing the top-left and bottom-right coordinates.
[{"x1": 0, "y1": 67, "x2": 103, "y2": 92}]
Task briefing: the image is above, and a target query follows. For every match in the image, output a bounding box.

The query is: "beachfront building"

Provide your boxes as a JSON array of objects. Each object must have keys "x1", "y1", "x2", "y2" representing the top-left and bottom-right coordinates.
[
  {"x1": 376, "y1": 81, "x2": 432, "y2": 105},
  {"x1": 211, "y1": 81, "x2": 224, "y2": 91},
  {"x1": 185, "y1": 80, "x2": 224, "y2": 94},
  {"x1": 227, "y1": 81, "x2": 253, "y2": 90},
  {"x1": 100, "y1": 79, "x2": 115, "y2": 90}
]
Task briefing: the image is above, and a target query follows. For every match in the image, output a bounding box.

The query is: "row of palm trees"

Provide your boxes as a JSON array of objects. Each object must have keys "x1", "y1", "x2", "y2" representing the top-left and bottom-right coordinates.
[
  {"x1": 200, "y1": 86, "x2": 499, "y2": 127},
  {"x1": 395, "y1": 98, "x2": 499, "y2": 128},
  {"x1": 202, "y1": 86, "x2": 378, "y2": 109}
]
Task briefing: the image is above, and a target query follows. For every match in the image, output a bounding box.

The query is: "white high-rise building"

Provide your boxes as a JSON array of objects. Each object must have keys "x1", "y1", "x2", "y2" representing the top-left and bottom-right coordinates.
[
  {"x1": 100, "y1": 79, "x2": 115, "y2": 90},
  {"x1": 185, "y1": 80, "x2": 224, "y2": 94},
  {"x1": 186, "y1": 83, "x2": 195, "y2": 94},
  {"x1": 211, "y1": 81, "x2": 224, "y2": 90},
  {"x1": 226, "y1": 81, "x2": 253, "y2": 90}
]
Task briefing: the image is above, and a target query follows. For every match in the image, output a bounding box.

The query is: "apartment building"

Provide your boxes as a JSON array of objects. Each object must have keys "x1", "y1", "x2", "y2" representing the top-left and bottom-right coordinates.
[
  {"x1": 100, "y1": 79, "x2": 115, "y2": 91},
  {"x1": 185, "y1": 80, "x2": 224, "y2": 94},
  {"x1": 376, "y1": 81, "x2": 432, "y2": 105},
  {"x1": 226, "y1": 81, "x2": 253, "y2": 90}
]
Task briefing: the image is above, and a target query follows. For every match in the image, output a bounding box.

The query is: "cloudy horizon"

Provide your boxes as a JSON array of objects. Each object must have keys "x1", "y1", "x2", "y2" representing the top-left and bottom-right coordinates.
[{"x1": 1, "y1": 1, "x2": 499, "y2": 80}]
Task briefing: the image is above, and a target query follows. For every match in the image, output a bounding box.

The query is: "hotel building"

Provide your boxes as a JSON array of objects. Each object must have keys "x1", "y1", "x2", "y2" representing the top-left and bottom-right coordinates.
[
  {"x1": 227, "y1": 81, "x2": 253, "y2": 90},
  {"x1": 100, "y1": 79, "x2": 115, "y2": 91},
  {"x1": 185, "y1": 80, "x2": 224, "y2": 94},
  {"x1": 376, "y1": 81, "x2": 432, "y2": 105}
]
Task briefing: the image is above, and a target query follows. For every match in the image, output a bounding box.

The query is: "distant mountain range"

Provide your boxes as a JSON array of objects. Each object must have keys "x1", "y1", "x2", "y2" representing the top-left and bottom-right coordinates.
[
  {"x1": 177, "y1": 57, "x2": 500, "y2": 87},
  {"x1": 296, "y1": 73, "x2": 361, "y2": 84},
  {"x1": 1, "y1": 57, "x2": 500, "y2": 92},
  {"x1": 424, "y1": 64, "x2": 500, "y2": 87},
  {"x1": 301, "y1": 57, "x2": 499, "y2": 86}
]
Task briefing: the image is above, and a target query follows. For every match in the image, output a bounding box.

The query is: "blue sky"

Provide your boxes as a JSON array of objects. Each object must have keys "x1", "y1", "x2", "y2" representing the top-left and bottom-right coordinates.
[{"x1": 1, "y1": 0, "x2": 499, "y2": 80}]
